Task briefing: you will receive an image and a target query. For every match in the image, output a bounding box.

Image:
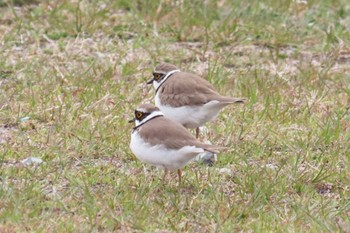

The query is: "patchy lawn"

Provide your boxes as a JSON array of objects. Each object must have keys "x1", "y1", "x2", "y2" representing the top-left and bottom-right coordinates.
[{"x1": 1, "y1": 0, "x2": 350, "y2": 232}]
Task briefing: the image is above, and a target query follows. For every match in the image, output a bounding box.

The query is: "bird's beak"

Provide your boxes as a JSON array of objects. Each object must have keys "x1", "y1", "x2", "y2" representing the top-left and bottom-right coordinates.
[
  {"x1": 128, "y1": 118, "x2": 135, "y2": 123},
  {"x1": 146, "y1": 79, "x2": 153, "y2": 85}
]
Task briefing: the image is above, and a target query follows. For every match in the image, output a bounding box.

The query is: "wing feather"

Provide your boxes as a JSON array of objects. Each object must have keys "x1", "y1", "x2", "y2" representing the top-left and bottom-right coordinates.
[
  {"x1": 139, "y1": 117, "x2": 219, "y2": 153},
  {"x1": 159, "y1": 72, "x2": 245, "y2": 107}
]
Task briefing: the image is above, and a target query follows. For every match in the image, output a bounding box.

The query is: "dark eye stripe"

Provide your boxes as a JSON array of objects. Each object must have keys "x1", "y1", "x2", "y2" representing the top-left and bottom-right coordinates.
[
  {"x1": 135, "y1": 111, "x2": 151, "y2": 121},
  {"x1": 153, "y1": 73, "x2": 164, "y2": 81}
]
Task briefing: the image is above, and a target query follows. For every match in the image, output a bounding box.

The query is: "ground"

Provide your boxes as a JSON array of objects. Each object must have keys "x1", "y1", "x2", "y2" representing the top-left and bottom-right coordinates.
[{"x1": 0, "y1": 0, "x2": 350, "y2": 232}]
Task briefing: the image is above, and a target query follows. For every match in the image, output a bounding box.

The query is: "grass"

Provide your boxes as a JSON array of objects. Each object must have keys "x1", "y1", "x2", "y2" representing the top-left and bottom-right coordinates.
[{"x1": 0, "y1": 0, "x2": 350, "y2": 232}]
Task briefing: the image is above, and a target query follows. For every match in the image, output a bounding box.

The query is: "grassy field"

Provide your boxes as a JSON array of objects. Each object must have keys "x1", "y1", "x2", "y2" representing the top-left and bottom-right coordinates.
[{"x1": 1, "y1": 0, "x2": 350, "y2": 232}]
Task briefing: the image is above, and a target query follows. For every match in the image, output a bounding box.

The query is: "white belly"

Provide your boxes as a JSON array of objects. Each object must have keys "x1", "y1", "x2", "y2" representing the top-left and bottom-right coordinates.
[
  {"x1": 130, "y1": 131, "x2": 204, "y2": 170},
  {"x1": 155, "y1": 93, "x2": 226, "y2": 128}
]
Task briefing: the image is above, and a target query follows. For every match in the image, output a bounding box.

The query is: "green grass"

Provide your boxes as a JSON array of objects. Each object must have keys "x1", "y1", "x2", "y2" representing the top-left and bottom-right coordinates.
[{"x1": 1, "y1": 0, "x2": 350, "y2": 232}]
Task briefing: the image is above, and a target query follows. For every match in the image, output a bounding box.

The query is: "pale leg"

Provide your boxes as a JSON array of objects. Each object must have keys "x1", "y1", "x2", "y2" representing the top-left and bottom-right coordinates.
[
  {"x1": 163, "y1": 168, "x2": 168, "y2": 182},
  {"x1": 196, "y1": 127, "x2": 200, "y2": 139},
  {"x1": 177, "y1": 169, "x2": 182, "y2": 184}
]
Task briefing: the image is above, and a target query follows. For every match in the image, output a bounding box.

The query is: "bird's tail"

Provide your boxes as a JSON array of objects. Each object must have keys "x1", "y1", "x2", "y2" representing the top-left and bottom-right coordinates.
[
  {"x1": 201, "y1": 144, "x2": 226, "y2": 154},
  {"x1": 219, "y1": 97, "x2": 246, "y2": 104}
]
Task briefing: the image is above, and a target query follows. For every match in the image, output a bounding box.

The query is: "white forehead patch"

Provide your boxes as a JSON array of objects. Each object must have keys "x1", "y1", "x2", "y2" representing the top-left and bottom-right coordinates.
[{"x1": 136, "y1": 108, "x2": 148, "y2": 113}]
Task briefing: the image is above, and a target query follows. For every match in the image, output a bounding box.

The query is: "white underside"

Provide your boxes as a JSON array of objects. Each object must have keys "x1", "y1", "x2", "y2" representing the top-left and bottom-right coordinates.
[
  {"x1": 130, "y1": 131, "x2": 204, "y2": 170},
  {"x1": 155, "y1": 93, "x2": 227, "y2": 128}
]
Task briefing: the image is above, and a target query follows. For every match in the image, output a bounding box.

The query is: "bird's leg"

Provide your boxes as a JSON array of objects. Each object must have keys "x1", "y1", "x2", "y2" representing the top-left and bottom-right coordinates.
[
  {"x1": 196, "y1": 127, "x2": 200, "y2": 139},
  {"x1": 177, "y1": 169, "x2": 182, "y2": 184},
  {"x1": 162, "y1": 168, "x2": 168, "y2": 183}
]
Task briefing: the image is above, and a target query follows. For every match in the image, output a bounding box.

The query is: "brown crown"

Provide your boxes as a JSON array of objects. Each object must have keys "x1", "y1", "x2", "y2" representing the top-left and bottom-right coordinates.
[
  {"x1": 137, "y1": 103, "x2": 160, "y2": 113},
  {"x1": 154, "y1": 63, "x2": 178, "y2": 74}
]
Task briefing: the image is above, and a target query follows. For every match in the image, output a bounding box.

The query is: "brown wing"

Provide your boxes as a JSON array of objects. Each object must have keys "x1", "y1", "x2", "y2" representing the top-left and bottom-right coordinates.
[
  {"x1": 159, "y1": 72, "x2": 245, "y2": 107},
  {"x1": 138, "y1": 117, "x2": 219, "y2": 153}
]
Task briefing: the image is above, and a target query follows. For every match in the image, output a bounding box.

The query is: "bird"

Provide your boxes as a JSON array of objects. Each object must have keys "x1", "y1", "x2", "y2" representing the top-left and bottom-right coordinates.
[
  {"x1": 129, "y1": 103, "x2": 220, "y2": 183},
  {"x1": 147, "y1": 63, "x2": 245, "y2": 138}
]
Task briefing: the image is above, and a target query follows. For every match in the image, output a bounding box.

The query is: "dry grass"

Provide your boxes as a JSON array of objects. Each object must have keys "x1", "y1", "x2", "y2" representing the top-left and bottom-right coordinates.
[{"x1": 1, "y1": 0, "x2": 350, "y2": 232}]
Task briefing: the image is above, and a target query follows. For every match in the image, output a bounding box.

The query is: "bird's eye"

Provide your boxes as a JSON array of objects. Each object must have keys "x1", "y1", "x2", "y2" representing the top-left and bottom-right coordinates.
[
  {"x1": 153, "y1": 73, "x2": 162, "y2": 81},
  {"x1": 136, "y1": 112, "x2": 143, "y2": 119}
]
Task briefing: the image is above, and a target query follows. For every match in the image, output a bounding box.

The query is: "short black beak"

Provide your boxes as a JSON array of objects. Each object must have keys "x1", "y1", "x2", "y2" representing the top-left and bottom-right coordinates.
[
  {"x1": 146, "y1": 79, "x2": 153, "y2": 85},
  {"x1": 128, "y1": 118, "x2": 135, "y2": 123}
]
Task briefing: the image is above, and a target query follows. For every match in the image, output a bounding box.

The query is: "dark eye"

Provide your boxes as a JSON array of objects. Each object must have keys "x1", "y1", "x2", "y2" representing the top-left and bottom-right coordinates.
[
  {"x1": 153, "y1": 73, "x2": 162, "y2": 81},
  {"x1": 136, "y1": 112, "x2": 143, "y2": 119}
]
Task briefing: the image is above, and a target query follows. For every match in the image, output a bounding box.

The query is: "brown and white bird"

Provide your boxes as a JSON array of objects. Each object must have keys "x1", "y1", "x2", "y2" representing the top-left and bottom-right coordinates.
[
  {"x1": 147, "y1": 63, "x2": 245, "y2": 138},
  {"x1": 129, "y1": 104, "x2": 219, "y2": 183}
]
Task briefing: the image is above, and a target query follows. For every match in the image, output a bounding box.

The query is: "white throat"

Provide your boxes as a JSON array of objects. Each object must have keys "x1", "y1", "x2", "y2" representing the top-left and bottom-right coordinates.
[
  {"x1": 135, "y1": 110, "x2": 164, "y2": 127},
  {"x1": 153, "y1": 69, "x2": 180, "y2": 90}
]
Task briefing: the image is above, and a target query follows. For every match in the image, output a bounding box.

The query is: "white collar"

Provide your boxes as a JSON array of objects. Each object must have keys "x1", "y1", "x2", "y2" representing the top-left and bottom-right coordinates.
[
  {"x1": 153, "y1": 69, "x2": 180, "y2": 92},
  {"x1": 134, "y1": 110, "x2": 164, "y2": 127}
]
